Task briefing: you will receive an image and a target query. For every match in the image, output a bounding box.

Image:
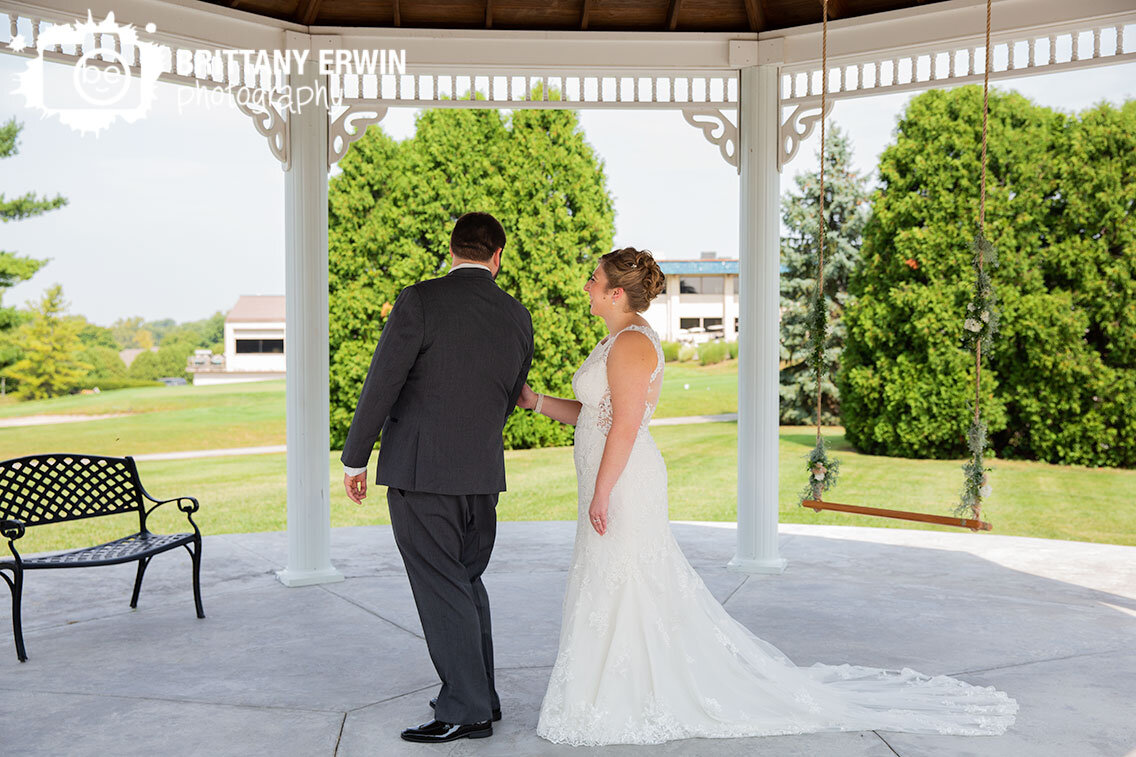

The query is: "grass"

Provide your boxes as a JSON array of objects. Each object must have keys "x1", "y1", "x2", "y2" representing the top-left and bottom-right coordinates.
[
  {"x1": 655, "y1": 360, "x2": 739, "y2": 418},
  {"x1": 0, "y1": 362, "x2": 741, "y2": 459},
  {"x1": 0, "y1": 381, "x2": 287, "y2": 457},
  {"x1": 10, "y1": 422, "x2": 1134, "y2": 555},
  {"x1": 3, "y1": 363, "x2": 1133, "y2": 554}
]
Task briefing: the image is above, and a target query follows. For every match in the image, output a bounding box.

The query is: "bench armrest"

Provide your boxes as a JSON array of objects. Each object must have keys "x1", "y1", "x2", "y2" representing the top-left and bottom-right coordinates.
[
  {"x1": 1, "y1": 518, "x2": 26, "y2": 540},
  {"x1": 143, "y1": 495, "x2": 200, "y2": 515}
]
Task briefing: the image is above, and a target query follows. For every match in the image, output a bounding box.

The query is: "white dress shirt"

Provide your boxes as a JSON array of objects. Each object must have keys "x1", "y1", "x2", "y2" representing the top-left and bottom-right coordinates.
[{"x1": 343, "y1": 261, "x2": 494, "y2": 477}]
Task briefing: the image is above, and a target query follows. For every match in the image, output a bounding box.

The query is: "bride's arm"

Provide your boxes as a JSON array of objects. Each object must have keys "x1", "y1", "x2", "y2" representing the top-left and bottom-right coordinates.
[
  {"x1": 518, "y1": 383, "x2": 582, "y2": 426},
  {"x1": 589, "y1": 332, "x2": 656, "y2": 534}
]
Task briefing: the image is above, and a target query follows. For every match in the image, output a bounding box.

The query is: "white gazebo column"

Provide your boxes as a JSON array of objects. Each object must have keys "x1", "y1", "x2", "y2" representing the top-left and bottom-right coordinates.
[
  {"x1": 276, "y1": 40, "x2": 344, "y2": 587},
  {"x1": 729, "y1": 64, "x2": 786, "y2": 574}
]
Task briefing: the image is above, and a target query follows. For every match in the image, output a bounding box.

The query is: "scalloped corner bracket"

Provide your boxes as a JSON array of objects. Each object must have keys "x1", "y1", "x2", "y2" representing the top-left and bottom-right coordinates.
[
  {"x1": 232, "y1": 85, "x2": 291, "y2": 171},
  {"x1": 778, "y1": 101, "x2": 834, "y2": 172},
  {"x1": 328, "y1": 105, "x2": 389, "y2": 170},
  {"x1": 681, "y1": 108, "x2": 739, "y2": 174}
]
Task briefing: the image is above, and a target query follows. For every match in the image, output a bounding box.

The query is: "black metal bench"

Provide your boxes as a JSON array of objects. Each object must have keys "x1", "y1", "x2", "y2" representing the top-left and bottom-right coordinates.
[{"x1": 0, "y1": 453, "x2": 204, "y2": 662}]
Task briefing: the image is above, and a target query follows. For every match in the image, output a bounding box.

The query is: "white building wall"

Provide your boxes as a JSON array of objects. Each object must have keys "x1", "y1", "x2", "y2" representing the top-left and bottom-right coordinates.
[
  {"x1": 225, "y1": 321, "x2": 287, "y2": 373},
  {"x1": 643, "y1": 276, "x2": 739, "y2": 342}
]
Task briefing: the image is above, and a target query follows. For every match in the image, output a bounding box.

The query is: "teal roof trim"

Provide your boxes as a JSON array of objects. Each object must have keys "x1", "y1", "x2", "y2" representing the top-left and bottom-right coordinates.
[{"x1": 658, "y1": 260, "x2": 739, "y2": 275}]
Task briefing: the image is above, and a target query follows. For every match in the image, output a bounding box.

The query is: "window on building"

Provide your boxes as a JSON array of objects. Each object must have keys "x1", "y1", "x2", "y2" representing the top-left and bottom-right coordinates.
[
  {"x1": 679, "y1": 276, "x2": 725, "y2": 295},
  {"x1": 679, "y1": 317, "x2": 702, "y2": 330},
  {"x1": 704, "y1": 318, "x2": 723, "y2": 331},
  {"x1": 236, "y1": 339, "x2": 284, "y2": 354}
]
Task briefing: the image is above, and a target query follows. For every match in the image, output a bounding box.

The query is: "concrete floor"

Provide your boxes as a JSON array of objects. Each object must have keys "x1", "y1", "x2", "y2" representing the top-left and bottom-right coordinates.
[{"x1": 1, "y1": 521, "x2": 1133, "y2": 757}]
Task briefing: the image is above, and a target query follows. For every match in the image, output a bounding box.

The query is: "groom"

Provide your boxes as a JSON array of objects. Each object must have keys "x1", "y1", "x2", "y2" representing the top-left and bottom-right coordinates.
[{"x1": 341, "y1": 212, "x2": 533, "y2": 743}]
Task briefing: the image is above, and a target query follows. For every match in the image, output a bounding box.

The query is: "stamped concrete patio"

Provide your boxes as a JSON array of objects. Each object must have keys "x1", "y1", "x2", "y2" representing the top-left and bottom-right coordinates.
[{"x1": 1, "y1": 521, "x2": 1133, "y2": 757}]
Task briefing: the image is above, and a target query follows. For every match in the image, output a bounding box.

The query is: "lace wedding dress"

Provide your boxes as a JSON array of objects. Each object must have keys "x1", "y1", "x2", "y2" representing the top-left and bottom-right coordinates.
[{"x1": 535, "y1": 324, "x2": 1018, "y2": 746}]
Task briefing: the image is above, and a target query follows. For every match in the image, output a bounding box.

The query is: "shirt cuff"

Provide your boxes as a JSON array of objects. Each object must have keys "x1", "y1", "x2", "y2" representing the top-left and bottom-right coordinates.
[{"x1": 343, "y1": 465, "x2": 368, "y2": 476}]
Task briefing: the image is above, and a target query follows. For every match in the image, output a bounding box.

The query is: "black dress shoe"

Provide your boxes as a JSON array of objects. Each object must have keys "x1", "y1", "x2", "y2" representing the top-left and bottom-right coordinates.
[
  {"x1": 400, "y1": 719, "x2": 492, "y2": 743},
  {"x1": 429, "y1": 697, "x2": 502, "y2": 722}
]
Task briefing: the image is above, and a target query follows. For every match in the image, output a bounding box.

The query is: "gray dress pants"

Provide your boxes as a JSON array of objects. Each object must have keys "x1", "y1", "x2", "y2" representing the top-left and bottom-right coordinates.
[{"x1": 387, "y1": 487, "x2": 500, "y2": 725}]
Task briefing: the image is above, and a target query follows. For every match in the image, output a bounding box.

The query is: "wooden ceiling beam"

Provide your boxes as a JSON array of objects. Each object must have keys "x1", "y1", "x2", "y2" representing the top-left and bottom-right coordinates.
[
  {"x1": 580, "y1": 0, "x2": 593, "y2": 31},
  {"x1": 666, "y1": 0, "x2": 682, "y2": 30},
  {"x1": 485, "y1": 0, "x2": 493, "y2": 28},
  {"x1": 823, "y1": 0, "x2": 848, "y2": 20},
  {"x1": 294, "y1": 0, "x2": 323, "y2": 26},
  {"x1": 393, "y1": 0, "x2": 401, "y2": 27},
  {"x1": 742, "y1": 0, "x2": 767, "y2": 32}
]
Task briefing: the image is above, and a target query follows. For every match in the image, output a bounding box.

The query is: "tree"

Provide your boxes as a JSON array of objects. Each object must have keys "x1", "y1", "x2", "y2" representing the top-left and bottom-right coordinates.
[
  {"x1": 839, "y1": 88, "x2": 1135, "y2": 467},
  {"x1": 78, "y1": 345, "x2": 128, "y2": 380},
  {"x1": 779, "y1": 125, "x2": 871, "y2": 425},
  {"x1": 328, "y1": 101, "x2": 615, "y2": 450},
  {"x1": 2, "y1": 285, "x2": 92, "y2": 399},
  {"x1": 70, "y1": 316, "x2": 118, "y2": 349},
  {"x1": 0, "y1": 118, "x2": 64, "y2": 384},
  {"x1": 111, "y1": 316, "x2": 146, "y2": 349}
]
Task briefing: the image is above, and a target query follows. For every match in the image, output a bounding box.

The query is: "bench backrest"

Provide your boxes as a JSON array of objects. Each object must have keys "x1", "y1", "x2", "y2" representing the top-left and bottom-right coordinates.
[{"x1": 0, "y1": 454, "x2": 144, "y2": 529}]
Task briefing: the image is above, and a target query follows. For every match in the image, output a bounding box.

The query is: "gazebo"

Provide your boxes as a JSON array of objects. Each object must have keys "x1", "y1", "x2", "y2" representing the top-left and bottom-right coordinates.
[{"x1": 2, "y1": 0, "x2": 1132, "y2": 590}]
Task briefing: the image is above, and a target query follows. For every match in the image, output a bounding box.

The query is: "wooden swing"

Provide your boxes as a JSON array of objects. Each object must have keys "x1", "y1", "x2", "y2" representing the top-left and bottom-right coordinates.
[{"x1": 800, "y1": 0, "x2": 994, "y2": 533}]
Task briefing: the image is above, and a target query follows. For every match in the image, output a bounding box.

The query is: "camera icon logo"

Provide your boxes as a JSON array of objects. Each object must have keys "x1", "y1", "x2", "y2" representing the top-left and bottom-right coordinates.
[{"x1": 8, "y1": 12, "x2": 164, "y2": 135}]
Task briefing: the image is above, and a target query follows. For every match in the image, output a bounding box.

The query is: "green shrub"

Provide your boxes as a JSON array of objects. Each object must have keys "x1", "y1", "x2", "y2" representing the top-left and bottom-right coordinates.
[
  {"x1": 839, "y1": 89, "x2": 1136, "y2": 466},
  {"x1": 81, "y1": 377, "x2": 164, "y2": 391},
  {"x1": 661, "y1": 341, "x2": 680, "y2": 362},
  {"x1": 726, "y1": 341, "x2": 738, "y2": 360},
  {"x1": 698, "y1": 341, "x2": 728, "y2": 366},
  {"x1": 678, "y1": 343, "x2": 698, "y2": 362}
]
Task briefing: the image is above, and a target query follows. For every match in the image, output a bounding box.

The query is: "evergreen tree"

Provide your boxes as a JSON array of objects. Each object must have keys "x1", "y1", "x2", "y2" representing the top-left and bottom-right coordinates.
[
  {"x1": 779, "y1": 125, "x2": 871, "y2": 425},
  {"x1": 328, "y1": 101, "x2": 615, "y2": 450},
  {"x1": 0, "y1": 118, "x2": 65, "y2": 384},
  {"x1": 2, "y1": 284, "x2": 92, "y2": 399}
]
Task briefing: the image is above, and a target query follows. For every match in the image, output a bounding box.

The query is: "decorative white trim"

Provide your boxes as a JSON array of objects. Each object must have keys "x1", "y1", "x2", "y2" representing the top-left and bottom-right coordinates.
[
  {"x1": 681, "y1": 107, "x2": 739, "y2": 172},
  {"x1": 779, "y1": 14, "x2": 1136, "y2": 107},
  {"x1": 328, "y1": 104, "x2": 387, "y2": 169},
  {"x1": 232, "y1": 85, "x2": 291, "y2": 170},
  {"x1": 330, "y1": 72, "x2": 738, "y2": 110},
  {"x1": 778, "y1": 101, "x2": 834, "y2": 171}
]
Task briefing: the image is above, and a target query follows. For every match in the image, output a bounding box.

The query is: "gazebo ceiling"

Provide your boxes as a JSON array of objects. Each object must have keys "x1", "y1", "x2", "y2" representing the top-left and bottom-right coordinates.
[{"x1": 212, "y1": 0, "x2": 951, "y2": 34}]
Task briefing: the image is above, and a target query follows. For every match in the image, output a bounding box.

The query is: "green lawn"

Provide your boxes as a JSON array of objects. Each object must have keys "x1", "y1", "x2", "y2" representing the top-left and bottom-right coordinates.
[
  {"x1": 9, "y1": 422, "x2": 1134, "y2": 555},
  {"x1": 0, "y1": 381, "x2": 287, "y2": 457},
  {"x1": 3, "y1": 363, "x2": 1133, "y2": 554},
  {"x1": 0, "y1": 361, "x2": 736, "y2": 458}
]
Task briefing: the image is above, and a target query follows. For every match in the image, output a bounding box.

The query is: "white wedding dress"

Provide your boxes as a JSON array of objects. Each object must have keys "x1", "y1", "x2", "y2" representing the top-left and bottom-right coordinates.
[{"x1": 536, "y1": 323, "x2": 1018, "y2": 746}]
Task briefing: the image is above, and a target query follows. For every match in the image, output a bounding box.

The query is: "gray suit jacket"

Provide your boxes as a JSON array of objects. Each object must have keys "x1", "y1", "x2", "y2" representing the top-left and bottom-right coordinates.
[{"x1": 340, "y1": 267, "x2": 534, "y2": 495}]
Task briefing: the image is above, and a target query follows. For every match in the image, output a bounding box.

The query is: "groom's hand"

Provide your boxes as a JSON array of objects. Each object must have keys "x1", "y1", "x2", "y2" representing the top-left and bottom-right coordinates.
[{"x1": 344, "y1": 472, "x2": 368, "y2": 504}]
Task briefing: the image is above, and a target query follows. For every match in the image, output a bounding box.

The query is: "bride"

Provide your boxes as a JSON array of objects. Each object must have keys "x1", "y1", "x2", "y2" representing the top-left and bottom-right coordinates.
[{"x1": 515, "y1": 247, "x2": 1017, "y2": 746}]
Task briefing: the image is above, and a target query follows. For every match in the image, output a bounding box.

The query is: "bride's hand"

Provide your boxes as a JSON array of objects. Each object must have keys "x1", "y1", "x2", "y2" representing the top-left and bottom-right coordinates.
[
  {"x1": 588, "y1": 494, "x2": 609, "y2": 536},
  {"x1": 517, "y1": 383, "x2": 538, "y2": 410}
]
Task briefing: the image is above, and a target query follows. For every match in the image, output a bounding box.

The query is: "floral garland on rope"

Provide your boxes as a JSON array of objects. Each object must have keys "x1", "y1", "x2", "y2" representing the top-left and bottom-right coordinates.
[
  {"x1": 958, "y1": 230, "x2": 999, "y2": 518},
  {"x1": 799, "y1": 287, "x2": 841, "y2": 504}
]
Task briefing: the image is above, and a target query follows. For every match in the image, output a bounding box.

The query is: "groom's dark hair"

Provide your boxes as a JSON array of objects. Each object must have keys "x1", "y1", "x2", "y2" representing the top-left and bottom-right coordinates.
[{"x1": 451, "y1": 212, "x2": 507, "y2": 262}]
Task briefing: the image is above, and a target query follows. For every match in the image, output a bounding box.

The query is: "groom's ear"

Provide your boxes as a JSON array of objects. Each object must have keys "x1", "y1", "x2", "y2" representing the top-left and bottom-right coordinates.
[{"x1": 492, "y1": 247, "x2": 503, "y2": 268}]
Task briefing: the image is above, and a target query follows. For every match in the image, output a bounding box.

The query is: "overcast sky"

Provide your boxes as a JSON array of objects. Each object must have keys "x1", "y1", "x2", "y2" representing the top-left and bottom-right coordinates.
[{"x1": 1, "y1": 52, "x2": 1134, "y2": 326}]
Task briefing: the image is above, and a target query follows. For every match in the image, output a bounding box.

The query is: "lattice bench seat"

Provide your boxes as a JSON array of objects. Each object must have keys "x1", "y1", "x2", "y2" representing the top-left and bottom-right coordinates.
[{"x1": 0, "y1": 454, "x2": 204, "y2": 662}]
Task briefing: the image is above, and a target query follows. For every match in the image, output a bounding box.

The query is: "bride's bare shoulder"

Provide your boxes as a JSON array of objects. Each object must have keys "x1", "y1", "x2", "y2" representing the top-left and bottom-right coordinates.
[{"x1": 607, "y1": 329, "x2": 656, "y2": 372}]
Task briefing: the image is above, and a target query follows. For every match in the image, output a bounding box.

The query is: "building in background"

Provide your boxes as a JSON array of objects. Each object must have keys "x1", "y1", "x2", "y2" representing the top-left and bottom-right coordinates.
[
  {"x1": 642, "y1": 252, "x2": 738, "y2": 343},
  {"x1": 188, "y1": 295, "x2": 285, "y2": 385}
]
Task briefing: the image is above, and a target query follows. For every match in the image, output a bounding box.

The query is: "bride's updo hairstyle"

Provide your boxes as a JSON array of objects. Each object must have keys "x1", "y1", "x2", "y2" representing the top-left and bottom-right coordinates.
[{"x1": 599, "y1": 248, "x2": 666, "y2": 313}]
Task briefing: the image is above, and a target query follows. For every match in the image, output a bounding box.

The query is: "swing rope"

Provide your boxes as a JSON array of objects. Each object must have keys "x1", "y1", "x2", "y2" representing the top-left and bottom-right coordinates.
[
  {"x1": 800, "y1": 0, "x2": 995, "y2": 533},
  {"x1": 970, "y1": 0, "x2": 993, "y2": 524},
  {"x1": 815, "y1": 0, "x2": 828, "y2": 450}
]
